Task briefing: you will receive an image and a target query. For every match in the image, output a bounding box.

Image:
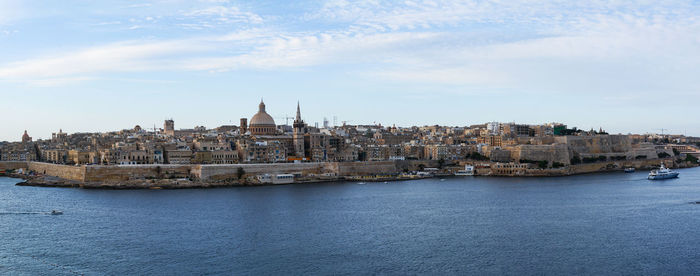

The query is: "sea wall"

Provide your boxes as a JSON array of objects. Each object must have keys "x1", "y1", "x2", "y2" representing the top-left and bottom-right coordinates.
[
  {"x1": 12, "y1": 161, "x2": 416, "y2": 183},
  {"x1": 555, "y1": 135, "x2": 632, "y2": 154},
  {"x1": 510, "y1": 144, "x2": 571, "y2": 165},
  {"x1": 196, "y1": 163, "x2": 332, "y2": 181},
  {"x1": 566, "y1": 158, "x2": 672, "y2": 175},
  {"x1": 334, "y1": 161, "x2": 398, "y2": 176},
  {"x1": 0, "y1": 161, "x2": 29, "y2": 171},
  {"x1": 27, "y1": 162, "x2": 85, "y2": 181},
  {"x1": 84, "y1": 165, "x2": 193, "y2": 182}
]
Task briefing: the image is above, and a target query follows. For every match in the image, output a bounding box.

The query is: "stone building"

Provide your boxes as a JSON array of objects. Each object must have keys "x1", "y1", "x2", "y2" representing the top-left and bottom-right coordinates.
[
  {"x1": 164, "y1": 119, "x2": 175, "y2": 136},
  {"x1": 21, "y1": 130, "x2": 32, "y2": 143}
]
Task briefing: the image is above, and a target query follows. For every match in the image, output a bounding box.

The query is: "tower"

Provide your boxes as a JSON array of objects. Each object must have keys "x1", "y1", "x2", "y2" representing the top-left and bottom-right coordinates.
[
  {"x1": 164, "y1": 119, "x2": 175, "y2": 136},
  {"x1": 240, "y1": 118, "x2": 248, "y2": 134},
  {"x1": 293, "y1": 102, "x2": 306, "y2": 158},
  {"x1": 21, "y1": 130, "x2": 32, "y2": 143}
]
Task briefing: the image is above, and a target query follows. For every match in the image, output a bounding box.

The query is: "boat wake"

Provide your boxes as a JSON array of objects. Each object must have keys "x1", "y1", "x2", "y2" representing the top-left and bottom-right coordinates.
[{"x1": 0, "y1": 211, "x2": 62, "y2": 215}]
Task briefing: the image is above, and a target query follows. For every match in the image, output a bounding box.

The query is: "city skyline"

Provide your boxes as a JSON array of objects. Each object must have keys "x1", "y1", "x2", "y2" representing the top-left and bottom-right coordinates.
[
  {"x1": 1, "y1": 1, "x2": 699, "y2": 141},
  {"x1": 1, "y1": 95, "x2": 697, "y2": 143}
]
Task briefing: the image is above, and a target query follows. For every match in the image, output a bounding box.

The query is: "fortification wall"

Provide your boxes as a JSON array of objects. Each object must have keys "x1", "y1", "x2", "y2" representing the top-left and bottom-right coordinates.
[
  {"x1": 335, "y1": 161, "x2": 398, "y2": 176},
  {"x1": 567, "y1": 158, "x2": 672, "y2": 175},
  {"x1": 555, "y1": 135, "x2": 632, "y2": 154},
  {"x1": 511, "y1": 144, "x2": 571, "y2": 164},
  {"x1": 0, "y1": 161, "x2": 29, "y2": 170},
  {"x1": 27, "y1": 162, "x2": 85, "y2": 181},
  {"x1": 84, "y1": 165, "x2": 193, "y2": 182},
  {"x1": 196, "y1": 163, "x2": 332, "y2": 180}
]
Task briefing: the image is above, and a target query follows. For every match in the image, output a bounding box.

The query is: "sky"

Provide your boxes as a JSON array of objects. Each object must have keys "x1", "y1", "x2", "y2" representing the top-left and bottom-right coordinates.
[{"x1": 0, "y1": 0, "x2": 699, "y2": 142}]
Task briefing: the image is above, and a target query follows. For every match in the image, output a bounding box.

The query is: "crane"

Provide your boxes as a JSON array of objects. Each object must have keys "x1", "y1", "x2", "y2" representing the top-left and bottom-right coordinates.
[{"x1": 275, "y1": 115, "x2": 295, "y2": 126}]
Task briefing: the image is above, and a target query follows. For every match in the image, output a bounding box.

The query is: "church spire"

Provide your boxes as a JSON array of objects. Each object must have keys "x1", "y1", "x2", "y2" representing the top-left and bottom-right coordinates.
[{"x1": 295, "y1": 101, "x2": 301, "y2": 121}]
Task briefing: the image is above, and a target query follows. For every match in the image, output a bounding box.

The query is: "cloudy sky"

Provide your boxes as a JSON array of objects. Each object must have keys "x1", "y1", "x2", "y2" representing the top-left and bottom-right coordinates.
[{"x1": 0, "y1": 0, "x2": 699, "y2": 141}]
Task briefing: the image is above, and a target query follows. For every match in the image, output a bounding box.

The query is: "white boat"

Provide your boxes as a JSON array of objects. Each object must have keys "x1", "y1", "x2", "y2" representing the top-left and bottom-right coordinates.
[
  {"x1": 648, "y1": 163, "x2": 679, "y2": 180},
  {"x1": 455, "y1": 165, "x2": 475, "y2": 176},
  {"x1": 624, "y1": 167, "x2": 635, "y2": 173}
]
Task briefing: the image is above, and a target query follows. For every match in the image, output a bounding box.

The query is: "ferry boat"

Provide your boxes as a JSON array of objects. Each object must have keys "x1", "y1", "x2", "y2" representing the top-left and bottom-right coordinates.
[
  {"x1": 624, "y1": 167, "x2": 635, "y2": 173},
  {"x1": 455, "y1": 165, "x2": 475, "y2": 176},
  {"x1": 648, "y1": 163, "x2": 679, "y2": 180}
]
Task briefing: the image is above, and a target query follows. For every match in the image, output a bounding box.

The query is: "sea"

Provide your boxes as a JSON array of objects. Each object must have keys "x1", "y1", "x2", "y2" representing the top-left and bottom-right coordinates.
[{"x1": 2, "y1": 167, "x2": 700, "y2": 275}]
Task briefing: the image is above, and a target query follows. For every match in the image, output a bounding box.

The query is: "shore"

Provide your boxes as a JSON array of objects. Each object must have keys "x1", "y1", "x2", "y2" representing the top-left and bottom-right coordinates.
[{"x1": 6, "y1": 160, "x2": 697, "y2": 190}]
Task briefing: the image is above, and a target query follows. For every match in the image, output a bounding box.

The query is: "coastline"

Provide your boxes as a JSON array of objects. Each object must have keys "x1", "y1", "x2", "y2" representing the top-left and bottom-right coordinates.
[{"x1": 4, "y1": 159, "x2": 696, "y2": 190}]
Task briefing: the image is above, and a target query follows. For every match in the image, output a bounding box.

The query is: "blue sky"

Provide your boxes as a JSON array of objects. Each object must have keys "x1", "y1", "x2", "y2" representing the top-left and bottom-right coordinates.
[{"x1": 1, "y1": 0, "x2": 699, "y2": 141}]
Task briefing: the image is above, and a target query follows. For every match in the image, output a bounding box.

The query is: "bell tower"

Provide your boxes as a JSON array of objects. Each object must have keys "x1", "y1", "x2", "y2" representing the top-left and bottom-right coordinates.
[{"x1": 293, "y1": 102, "x2": 306, "y2": 159}]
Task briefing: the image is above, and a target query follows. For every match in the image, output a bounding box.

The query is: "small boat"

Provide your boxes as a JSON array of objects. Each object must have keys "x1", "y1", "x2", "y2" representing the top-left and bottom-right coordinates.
[
  {"x1": 648, "y1": 163, "x2": 679, "y2": 180},
  {"x1": 50, "y1": 210, "x2": 63, "y2": 215},
  {"x1": 455, "y1": 165, "x2": 475, "y2": 176},
  {"x1": 624, "y1": 167, "x2": 635, "y2": 173}
]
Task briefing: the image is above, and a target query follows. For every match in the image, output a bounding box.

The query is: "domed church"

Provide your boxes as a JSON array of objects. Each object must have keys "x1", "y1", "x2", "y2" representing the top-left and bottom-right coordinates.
[{"x1": 249, "y1": 99, "x2": 277, "y2": 135}]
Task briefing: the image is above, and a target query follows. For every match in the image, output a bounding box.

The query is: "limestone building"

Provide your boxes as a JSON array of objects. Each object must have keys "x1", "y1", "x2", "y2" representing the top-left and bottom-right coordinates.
[
  {"x1": 22, "y1": 130, "x2": 32, "y2": 143},
  {"x1": 164, "y1": 119, "x2": 175, "y2": 136}
]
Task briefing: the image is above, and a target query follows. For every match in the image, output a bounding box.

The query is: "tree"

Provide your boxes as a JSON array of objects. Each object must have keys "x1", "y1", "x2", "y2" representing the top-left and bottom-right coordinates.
[
  {"x1": 672, "y1": 148, "x2": 680, "y2": 156},
  {"x1": 570, "y1": 156, "x2": 581, "y2": 165},
  {"x1": 437, "y1": 158, "x2": 445, "y2": 169},
  {"x1": 236, "y1": 167, "x2": 245, "y2": 179}
]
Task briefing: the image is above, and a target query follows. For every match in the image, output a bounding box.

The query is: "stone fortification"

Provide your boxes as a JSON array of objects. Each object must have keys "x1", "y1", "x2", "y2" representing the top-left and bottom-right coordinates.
[
  {"x1": 0, "y1": 161, "x2": 29, "y2": 171},
  {"x1": 555, "y1": 135, "x2": 632, "y2": 154},
  {"x1": 28, "y1": 162, "x2": 85, "y2": 181},
  {"x1": 509, "y1": 143, "x2": 570, "y2": 165},
  {"x1": 84, "y1": 165, "x2": 193, "y2": 182},
  {"x1": 196, "y1": 163, "x2": 332, "y2": 181}
]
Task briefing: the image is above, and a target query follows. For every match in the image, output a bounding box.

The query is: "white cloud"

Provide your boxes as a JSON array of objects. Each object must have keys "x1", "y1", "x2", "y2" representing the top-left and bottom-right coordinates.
[
  {"x1": 184, "y1": 5, "x2": 264, "y2": 26},
  {"x1": 0, "y1": 0, "x2": 698, "y2": 95}
]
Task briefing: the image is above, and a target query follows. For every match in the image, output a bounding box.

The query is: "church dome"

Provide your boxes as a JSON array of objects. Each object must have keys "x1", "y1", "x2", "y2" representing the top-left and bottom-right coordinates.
[{"x1": 250, "y1": 100, "x2": 276, "y2": 126}]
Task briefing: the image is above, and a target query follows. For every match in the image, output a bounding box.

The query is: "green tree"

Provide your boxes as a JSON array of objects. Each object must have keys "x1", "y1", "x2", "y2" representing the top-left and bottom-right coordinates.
[
  {"x1": 552, "y1": 162, "x2": 565, "y2": 168},
  {"x1": 570, "y1": 156, "x2": 581, "y2": 165},
  {"x1": 236, "y1": 167, "x2": 245, "y2": 179}
]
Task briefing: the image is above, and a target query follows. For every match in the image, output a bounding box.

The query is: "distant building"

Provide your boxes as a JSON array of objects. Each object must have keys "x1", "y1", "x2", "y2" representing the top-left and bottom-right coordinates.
[
  {"x1": 240, "y1": 118, "x2": 248, "y2": 134},
  {"x1": 52, "y1": 129, "x2": 67, "y2": 143},
  {"x1": 21, "y1": 130, "x2": 32, "y2": 143},
  {"x1": 164, "y1": 119, "x2": 175, "y2": 136}
]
